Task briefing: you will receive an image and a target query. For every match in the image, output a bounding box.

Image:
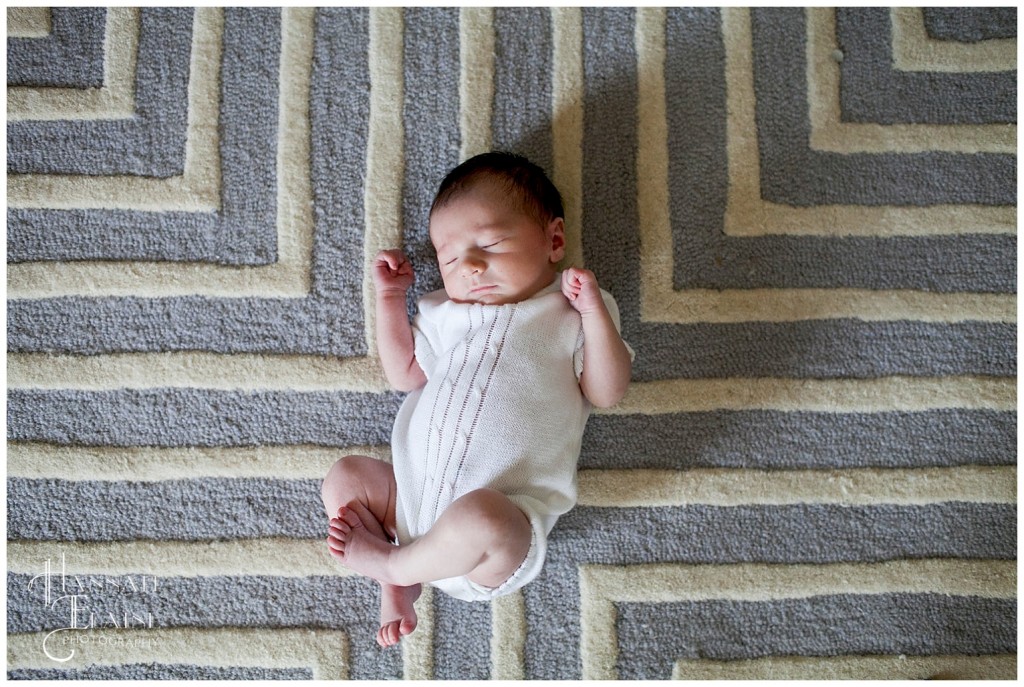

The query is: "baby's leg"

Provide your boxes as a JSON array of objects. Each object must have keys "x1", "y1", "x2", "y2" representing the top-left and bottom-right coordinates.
[
  {"x1": 321, "y1": 454, "x2": 397, "y2": 541},
  {"x1": 320, "y1": 455, "x2": 420, "y2": 648},
  {"x1": 330, "y1": 487, "x2": 533, "y2": 590}
]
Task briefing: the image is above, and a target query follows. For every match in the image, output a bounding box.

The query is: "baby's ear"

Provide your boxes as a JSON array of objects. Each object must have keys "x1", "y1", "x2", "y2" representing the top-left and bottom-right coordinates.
[{"x1": 548, "y1": 217, "x2": 566, "y2": 263}]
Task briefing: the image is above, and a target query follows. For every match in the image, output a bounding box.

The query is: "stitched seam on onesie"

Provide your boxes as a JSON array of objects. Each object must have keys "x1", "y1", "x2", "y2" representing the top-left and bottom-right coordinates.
[
  {"x1": 430, "y1": 306, "x2": 500, "y2": 521},
  {"x1": 451, "y1": 303, "x2": 516, "y2": 491},
  {"x1": 417, "y1": 305, "x2": 474, "y2": 523}
]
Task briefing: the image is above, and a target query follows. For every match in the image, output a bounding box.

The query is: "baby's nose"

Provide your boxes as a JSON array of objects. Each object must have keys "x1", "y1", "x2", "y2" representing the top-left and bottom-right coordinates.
[{"x1": 460, "y1": 255, "x2": 485, "y2": 276}]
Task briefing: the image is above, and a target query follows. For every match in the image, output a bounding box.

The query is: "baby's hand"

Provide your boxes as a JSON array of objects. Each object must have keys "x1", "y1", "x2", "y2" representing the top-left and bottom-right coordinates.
[
  {"x1": 561, "y1": 267, "x2": 605, "y2": 316},
  {"x1": 373, "y1": 249, "x2": 414, "y2": 294}
]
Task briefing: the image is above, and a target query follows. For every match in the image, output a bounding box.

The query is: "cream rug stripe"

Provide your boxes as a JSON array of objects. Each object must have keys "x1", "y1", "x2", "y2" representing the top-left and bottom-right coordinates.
[
  {"x1": 364, "y1": 7, "x2": 406, "y2": 357},
  {"x1": 579, "y1": 559, "x2": 1016, "y2": 679},
  {"x1": 673, "y1": 654, "x2": 1017, "y2": 681},
  {"x1": 892, "y1": 8, "x2": 1016, "y2": 73},
  {"x1": 639, "y1": 9, "x2": 1014, "y2": 325},
  {"x1": 8, "y1": 7, "x2": 318, "y2": 299},
  {"x1": 722, "y1": 8, "x2": 1014, "y2": 238},
  {"x1": 458, "y1": 7, "x2": 493, "y2": 162},
  {"x1": 551, "y1": 6, "x2": 585, "y2": 271},
  {"x1": 7, "y1": 629, "x2": 349, "y2": 680},
  {"x1": 577, "y1": 466, "x2": 1017, "y2": 507},
  {"x1": 7, "y1": 444, "x2": 1013, "y2": 508},
  {"x1": 7, "y1": 7, "x2": 221, "y2": 212},
  {"x1": 811, "y1": 10, "x2": 1016, "y2": 154},
  {"x1": 7, "y1": 7, "x2": 51, "y2": 37},
  {"x1": 8, "y1": 353, "x2": 1013, "y2": 412},
  {"x1": 7, "y1": 7, "x2": 136, "y2": 120}
]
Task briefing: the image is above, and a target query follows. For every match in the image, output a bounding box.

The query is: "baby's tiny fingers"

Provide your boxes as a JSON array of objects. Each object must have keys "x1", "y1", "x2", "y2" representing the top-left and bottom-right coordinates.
[{"x1": 379, "y1": 250, "x2": 408, "y2": 271}]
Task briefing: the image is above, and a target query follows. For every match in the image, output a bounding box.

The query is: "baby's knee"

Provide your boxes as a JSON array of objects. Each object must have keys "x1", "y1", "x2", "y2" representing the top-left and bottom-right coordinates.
[
  {"x1": 458, "y1": 489, "x2": 531, "y2": 540},
  {"x1": 321, "y1": 454, "x2": 372, "y2": 511}
]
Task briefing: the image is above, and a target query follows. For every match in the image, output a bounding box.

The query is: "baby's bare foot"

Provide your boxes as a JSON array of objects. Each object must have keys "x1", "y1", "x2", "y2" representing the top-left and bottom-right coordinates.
[
  {"x1": 378, "y1": 583, "x2": 421, "y2": 648},
  {"x1": 327, "y1": 506, "x2": 400, "y2": 585}
]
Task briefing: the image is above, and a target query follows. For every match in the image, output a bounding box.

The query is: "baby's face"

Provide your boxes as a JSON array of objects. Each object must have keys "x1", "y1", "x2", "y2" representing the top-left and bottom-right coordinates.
[{"x1": 429, "y1": 182, "x2": 565, "y2": 305}]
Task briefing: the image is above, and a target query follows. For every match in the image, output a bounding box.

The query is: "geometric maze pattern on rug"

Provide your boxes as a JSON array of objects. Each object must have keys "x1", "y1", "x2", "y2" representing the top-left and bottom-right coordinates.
[{"x1": 7, "y1": 7, "x2": 1016, "y2": 679}]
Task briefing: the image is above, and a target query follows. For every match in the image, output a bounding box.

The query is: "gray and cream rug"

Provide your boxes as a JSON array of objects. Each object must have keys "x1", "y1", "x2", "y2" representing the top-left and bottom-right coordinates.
[{"x1": 6, "y1": 7, "x2": 1017, "y2": 680}]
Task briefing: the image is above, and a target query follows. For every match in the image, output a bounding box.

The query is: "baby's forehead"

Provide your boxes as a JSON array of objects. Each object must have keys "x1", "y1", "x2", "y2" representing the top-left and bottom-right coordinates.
[
  {"x1": 432, "y1": 182, "x2": 526, "y2": 224},
  {"x1": 439, "y1": 173, "x2": 534, "y2": 214}
]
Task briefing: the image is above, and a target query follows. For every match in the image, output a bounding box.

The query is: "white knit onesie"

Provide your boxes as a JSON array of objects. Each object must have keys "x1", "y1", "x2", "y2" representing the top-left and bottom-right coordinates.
[{"x1": 391, "y1": 274, "x2": 627, "y2": 601}]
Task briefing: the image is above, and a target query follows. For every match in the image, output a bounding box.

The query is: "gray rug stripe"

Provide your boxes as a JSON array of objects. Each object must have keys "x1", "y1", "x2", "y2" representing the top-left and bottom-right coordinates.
[
  {"x1": 752, "y1": 8, "x2": 1015, "y2": 206},
  {"x1": 523, "y1": 500, "x2": 1016, "y2": 679},
  {"x1": 8, "y1": 574, "x2": 376, "y2": 633},
  {"x1": 628, "y1": 321, "x2": 1015, "y2": 381},
  {"x1": 11, "y1": 395, "x2": 1013, "y2": 467},
  {"x1": 7, "y1": 390, "x2": 400, "y2": 447},
  {"x1": 664, "y1": 7, "x2": 728, "y2": 293},
  {"x1": 581, "y1": 5, "x2": 643, "y2": 370},
  {"x1": 492, "y1": 7, "x2": 554, "y2": 173},
  {"x1": 9, "y1": 574, "x2": 402, "y2": 679},
  {"x1": 8, "y1": 306, "x2": 1015, "y2": 380},
  {"x1": 676, "y1": 232, "x2": 1017, "y2": 292},
  {"x1": 551, "y1": 505, "x2": 1016, "y2": 564},
  {"x1": 308, "y1": 8, "x2": 371, "y2": 302},
  {"x1": 616, "y1": 595, "x2": 1017, "y2": 679},
  {"x1": 7, "y1": 8, "x2": 106, "y2": 88},
  {"x1": 579, "y1": 7, "x2": 642, "y2": 317},
  {"x1": 581, "y1": 409, "x2": 1017, "y2": 470},
  {"x1": 7, "y1": 297, "x2": 367, "y2": 355},
  {"x1": 924, "y1": 7, "x2": 1017, "y2": 42},
  {"x1": 434, "y1": 594, "x2": 492, "y2": 680},
  {"x1": 8, "y1": 478, "x2": 1014, "y2": 559},
  {"x1": 7, "y1": 479, "x2": 322, "y2": 541},
  {"x1": 215, "y1": 7, "x2": 282, "y2": 264},
  {"x1": 8, "y1": 8, "x2": 191, "y2": 178},
  {"x1": 9, "y1": 9, "x2": 279, "y2": 263},
  {"x1": 838, "y1": 8, "x2": 1016, "y2": 124},
  {"x1": 671, "y1": 7, "x2": 1010, "y2": 291},
  {"x1": 402, "y1": 7, "x2": 461, "y2": 308}
]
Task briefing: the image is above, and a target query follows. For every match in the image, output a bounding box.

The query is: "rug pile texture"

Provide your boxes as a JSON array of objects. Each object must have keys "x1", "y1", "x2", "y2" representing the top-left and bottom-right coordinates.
[{"x1": 6, "y1": 7, "x2": 1017, "y2": 679}]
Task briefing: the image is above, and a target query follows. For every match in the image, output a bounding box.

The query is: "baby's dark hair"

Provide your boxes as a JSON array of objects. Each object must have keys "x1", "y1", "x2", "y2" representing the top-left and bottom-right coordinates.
[{"x1": 430, "y1": 151, "x2": 564, "y2": 227}]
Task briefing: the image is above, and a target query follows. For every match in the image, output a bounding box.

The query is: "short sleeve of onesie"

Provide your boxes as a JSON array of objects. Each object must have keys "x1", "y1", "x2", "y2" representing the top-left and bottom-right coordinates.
[{"x1": 411, "y1": 290, "x2": 448, "y2": 379}]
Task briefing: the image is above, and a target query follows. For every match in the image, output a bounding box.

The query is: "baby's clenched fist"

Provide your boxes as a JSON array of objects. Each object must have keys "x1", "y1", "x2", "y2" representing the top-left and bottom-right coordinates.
[
  {"x1": 374, "y1": 249, "x2": 415, "y2": 294},
  {"x1": 561, "y1": 267, "x2": 605, "y2": 316}
]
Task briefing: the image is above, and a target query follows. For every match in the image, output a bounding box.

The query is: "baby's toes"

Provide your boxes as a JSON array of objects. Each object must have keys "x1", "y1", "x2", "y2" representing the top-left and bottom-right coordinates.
[
  {"x1": 336, "y1": 506, "x2": 363, "y2": 529},
  {"x1": 399, "y1": 616, "x2": 417, "y2": 637},
  {"x1": 378, "y1": 622, "x2": 398, "y2": 648},
  {"x1": 326, "y1": 536, "x2": 346, "y2": 560}
]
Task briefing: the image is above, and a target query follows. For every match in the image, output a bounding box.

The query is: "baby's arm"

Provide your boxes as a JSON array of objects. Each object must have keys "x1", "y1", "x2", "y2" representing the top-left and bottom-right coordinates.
[
  {"x1": 373, "y1": 250, "x2": 427, "y2": 392},
  {"x1": 561, "y1": 268, "x2": 632, "y2": 408}
]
